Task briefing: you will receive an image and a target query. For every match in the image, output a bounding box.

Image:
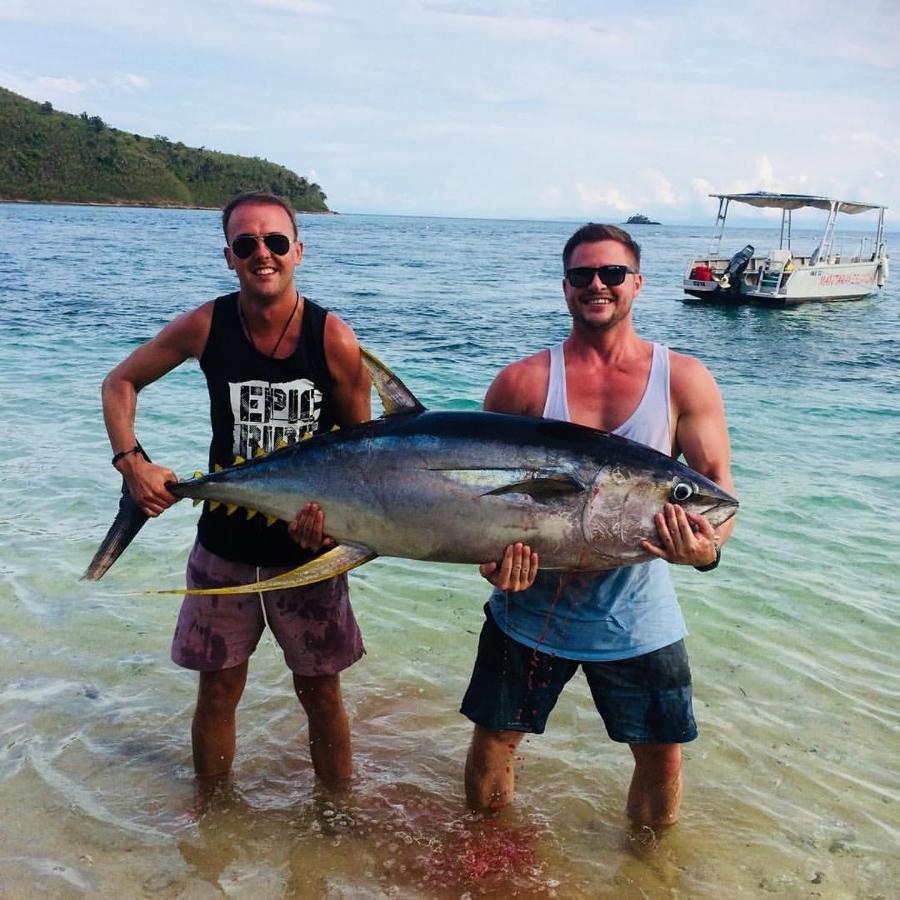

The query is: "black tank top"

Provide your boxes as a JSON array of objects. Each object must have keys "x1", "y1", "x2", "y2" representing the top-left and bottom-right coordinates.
[{"x1": 196, "y1": 292, "x2": 338, "y2": 565}]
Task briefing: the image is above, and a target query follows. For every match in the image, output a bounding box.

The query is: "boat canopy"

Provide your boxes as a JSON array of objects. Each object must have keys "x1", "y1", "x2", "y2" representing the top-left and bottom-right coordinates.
[{"x1": 710, "y1": 192, "x2": 886, "y2": 215}]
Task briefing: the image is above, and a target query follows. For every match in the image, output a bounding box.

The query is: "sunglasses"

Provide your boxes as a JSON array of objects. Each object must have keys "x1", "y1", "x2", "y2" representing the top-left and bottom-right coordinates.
[
  {"x1": 565, "y1": 265, "x2": 637, "y2": 288},
  {"x1": 230, "y1": 233, "x2": 293, "y2": 259}
]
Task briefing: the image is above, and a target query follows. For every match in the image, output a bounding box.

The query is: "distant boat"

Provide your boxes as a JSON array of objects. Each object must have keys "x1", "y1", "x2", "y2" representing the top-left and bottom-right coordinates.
[
  {"x1": 684, "y1": 192, "x2": 889, "y2": 305},
  {"x1": 624, "y1": 214, "x2": 660, "y2": 225}
]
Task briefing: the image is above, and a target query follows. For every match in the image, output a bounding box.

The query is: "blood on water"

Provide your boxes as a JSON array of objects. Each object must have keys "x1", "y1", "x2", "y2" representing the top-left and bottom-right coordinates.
[{"x1": 418, "y1": 817, "x2": 548, "y2": 892}]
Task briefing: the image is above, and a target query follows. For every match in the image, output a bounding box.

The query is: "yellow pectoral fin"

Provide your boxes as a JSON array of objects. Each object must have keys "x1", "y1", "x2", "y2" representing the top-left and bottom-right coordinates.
[{"x1": 148, "y1": 543, "x2": 377, "y2": 597}]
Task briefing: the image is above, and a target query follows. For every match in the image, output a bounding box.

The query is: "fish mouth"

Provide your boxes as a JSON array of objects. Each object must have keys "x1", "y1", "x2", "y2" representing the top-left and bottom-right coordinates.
[{"x1": 698, "y1": 497, "x2": 739, "y2": 527}]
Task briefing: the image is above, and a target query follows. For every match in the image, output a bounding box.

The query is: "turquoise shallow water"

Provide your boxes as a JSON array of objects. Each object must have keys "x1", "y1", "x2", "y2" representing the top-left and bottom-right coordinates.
[{"x1": 0, "y1": 203, "x2": 898, "y2": 898}]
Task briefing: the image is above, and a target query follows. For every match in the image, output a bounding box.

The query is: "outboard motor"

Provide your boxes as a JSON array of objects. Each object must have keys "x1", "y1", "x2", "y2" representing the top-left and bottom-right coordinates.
[
  {"x1": 875, "y1": 243, "x2": 889, "y2": 288},
  {"x1": 723, "y1": 244, "x2": 754, "y2": 296}
]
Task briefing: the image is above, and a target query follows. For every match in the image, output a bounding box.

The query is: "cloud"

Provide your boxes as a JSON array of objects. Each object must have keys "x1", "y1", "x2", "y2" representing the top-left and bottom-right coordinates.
[
  {"x1": 845, "y1": 132, "x2": 900, "y2": 154},
  {"x1": 691, "y1": 177, "x2": 716, "y2": 200},
  {"x1": 754, "y1": 156, "x2": 775, "y2": 191},
  {"x1": 34, "y1": 75, "x2": 93, "y2": 95},
  {"x1": 575, "y1": 183, "x2": 632, "y2": 213},
  {"x1": 704, "y1": 156, "x2": 812, "y2": 201},
  {"x1": 424, "y1": 3, "x2": 628, "y2": 49},
  {"x1": 573, "y1": 170, "x2": 678, "y2": 216},
  {"x1": 252, "y1": 0, "x2": 329, "y2": 13},
  {"x1": 1, "y1": 70, "x2": 150, "y2": 104},
  {"x1": 642, "y1": 169, "x2": 677, "y2": 207},
  {"x1": 0, "y1": 0, "x2": 35, "y2": 21},
  {"x1": 110, "y1": 72, "x2": 150, "y2": 92}
]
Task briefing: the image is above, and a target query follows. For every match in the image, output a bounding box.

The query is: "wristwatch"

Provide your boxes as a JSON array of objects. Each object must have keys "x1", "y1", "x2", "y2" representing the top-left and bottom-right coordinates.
[{"x1": 694, "y1": 538, "x2": 721, "y2": 572}]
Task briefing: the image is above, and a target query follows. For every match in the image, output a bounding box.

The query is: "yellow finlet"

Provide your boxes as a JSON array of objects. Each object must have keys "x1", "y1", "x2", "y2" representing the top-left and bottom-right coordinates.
[
  {"x1": 193, "y1": 470, "x2": 204, "y2": 479},
  {"x1": 246, "y1": 508, "x2": 258, "y2": 520},
  {"x1": 275, "y1": 438, "x2": 289, "y2": 450},
  {"x1": 214, "y1": 464, "x2": 223, "y2": 473},
  {"x1": 233, "y1": 455, "x2": 246, "y2": 465},
  {"x1": 254, "y1": 446, "x2": 266, "y2": 458},
  {"x1": 225, "y1": 504, "x2": 238, "y2": 516},
  {"x1": 209, "y1": 500, "x2": 221, "y2": 511},
  {"x1": 265, "y1": 515, "x2": 278, "y2": 527},
  {"x1": 331, "y1": 423, "x2": 341, "y2": 431},
  {"x1": 192, "y1": 498, "x2": 202, "y2": 507},
  {"x1": 301, "y1": 431, "x2": 313, "y2": 441}
]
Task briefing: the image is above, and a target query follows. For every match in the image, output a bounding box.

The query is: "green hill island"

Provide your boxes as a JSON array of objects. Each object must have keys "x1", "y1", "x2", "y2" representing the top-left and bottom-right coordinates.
[
  {"x1": 0, "y1": 86, "x2": 328, "y2": 212},
  {"x1": 624, "y1": 213, "x2": 660, "y2": 225}
]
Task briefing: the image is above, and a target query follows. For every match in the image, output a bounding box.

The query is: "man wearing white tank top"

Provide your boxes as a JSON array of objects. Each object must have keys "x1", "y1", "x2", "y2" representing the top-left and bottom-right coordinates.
[{"x1": 461, "y1": 224, "x2": 736, "y2": 832}]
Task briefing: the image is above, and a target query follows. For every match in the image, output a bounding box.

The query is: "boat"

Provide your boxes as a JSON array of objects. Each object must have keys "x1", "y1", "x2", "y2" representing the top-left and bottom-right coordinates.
[{"x1": 684, "y1": 192, "x2": 889, "y2": 304}]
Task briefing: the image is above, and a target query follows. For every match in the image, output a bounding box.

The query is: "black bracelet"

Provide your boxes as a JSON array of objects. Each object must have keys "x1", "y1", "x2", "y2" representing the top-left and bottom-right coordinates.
[
  {"x1": 111, "y1": 443, "x2": 145, "y2": 467},
  {"x1": 694, "y1": 543, "x2": 721, "y2": 572}
]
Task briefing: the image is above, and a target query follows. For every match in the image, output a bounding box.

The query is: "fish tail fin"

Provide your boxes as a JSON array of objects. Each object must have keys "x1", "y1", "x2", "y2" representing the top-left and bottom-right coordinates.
[{"x1": 81, "y1": 479, "x2": 150, "y2": 581}]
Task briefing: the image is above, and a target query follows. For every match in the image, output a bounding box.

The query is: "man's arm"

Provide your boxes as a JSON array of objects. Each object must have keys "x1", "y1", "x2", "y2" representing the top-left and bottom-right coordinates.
[
  {"x1": 289, "y1": 312, "x2": 371, "y2": 550},
  {"x1": 102, "y1": 304, "x2": 212, "y2": 516},
  {"x1": 643, "y1": 353, "x2": 736, "y2": 567},
  {"x1": 483, "y1": 354, "x2": 549, "y2": 417},
  {"x1": 322, "y1": 313, "x2": 371, "y2": 426}
]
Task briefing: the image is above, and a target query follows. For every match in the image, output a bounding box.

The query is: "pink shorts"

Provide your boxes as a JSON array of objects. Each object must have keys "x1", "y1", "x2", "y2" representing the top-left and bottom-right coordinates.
[{"x1": 171, "y1": 542, "x2": 365, "y2": 677}]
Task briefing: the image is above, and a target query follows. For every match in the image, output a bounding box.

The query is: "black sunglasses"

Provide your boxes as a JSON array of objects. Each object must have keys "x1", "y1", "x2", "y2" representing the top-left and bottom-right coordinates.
[
  {"x1": 230, "y1": 233, "x2": 293, "y2": 259},
  {"x1": 565, "y1": 265, "x2": 637, "y2": 288}
]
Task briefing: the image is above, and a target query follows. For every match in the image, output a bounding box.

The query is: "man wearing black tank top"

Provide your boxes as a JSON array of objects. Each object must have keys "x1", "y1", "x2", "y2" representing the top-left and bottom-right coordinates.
[{"x1": 101, "y1": 192, "x2": 371, "y2": 787}]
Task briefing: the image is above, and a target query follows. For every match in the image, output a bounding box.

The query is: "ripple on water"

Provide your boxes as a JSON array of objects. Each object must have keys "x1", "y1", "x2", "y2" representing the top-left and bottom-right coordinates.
[{"x1": 1, "y1": 206, "x2": 898, "y2": 897}]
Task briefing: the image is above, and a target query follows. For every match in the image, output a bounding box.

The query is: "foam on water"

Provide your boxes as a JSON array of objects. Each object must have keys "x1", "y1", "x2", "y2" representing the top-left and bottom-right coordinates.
[{"x1": 0, "y1": 203, "x2": 898, "y2": 897}]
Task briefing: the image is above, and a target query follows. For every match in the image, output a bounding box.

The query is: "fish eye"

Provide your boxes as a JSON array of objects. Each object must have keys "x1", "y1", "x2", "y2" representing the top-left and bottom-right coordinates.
[{"x1": 672, "y1": 482, "x2": 694, "y2": 502}]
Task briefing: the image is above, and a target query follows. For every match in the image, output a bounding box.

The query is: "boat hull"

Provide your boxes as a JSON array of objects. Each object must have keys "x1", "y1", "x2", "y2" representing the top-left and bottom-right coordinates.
[{"x1": 684, "y1": 259, "x2": 884, "y2": 305}]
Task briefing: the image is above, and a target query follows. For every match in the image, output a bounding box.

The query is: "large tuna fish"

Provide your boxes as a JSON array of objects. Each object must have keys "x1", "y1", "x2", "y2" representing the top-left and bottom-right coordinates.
[{"x1": 83, "y1": 349, "x2": 738, "y2": 594}]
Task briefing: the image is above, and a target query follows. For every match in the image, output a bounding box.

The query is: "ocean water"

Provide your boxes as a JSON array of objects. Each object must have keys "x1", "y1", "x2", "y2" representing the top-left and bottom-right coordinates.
[{"x1": 0, "y1": 202, "x2": 898, "y2": 899}]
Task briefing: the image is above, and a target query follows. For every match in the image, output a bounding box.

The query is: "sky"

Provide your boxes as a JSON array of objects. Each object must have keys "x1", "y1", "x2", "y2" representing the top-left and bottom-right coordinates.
[{"x1": 2, "y1": 0, "x2": 899, "y2": 223}]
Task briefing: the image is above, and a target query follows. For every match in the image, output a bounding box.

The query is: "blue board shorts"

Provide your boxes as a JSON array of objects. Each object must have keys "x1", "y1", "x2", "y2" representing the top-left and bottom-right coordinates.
[
  {"x1": 460, "y1": 605, "x2": 697, "y2": 744},
  {"x1": 171, "y1": 541, "x2": 365, "y2": 677}
]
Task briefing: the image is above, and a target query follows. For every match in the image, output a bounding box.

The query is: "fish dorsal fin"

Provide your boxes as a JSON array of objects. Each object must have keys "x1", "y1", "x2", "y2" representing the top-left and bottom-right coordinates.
[
  {"x1": 147, "y1": 542, "x2": 377, "y2": 596},
  {"x1": 483, "y1": 470, "x2": 586, "y2": 501},
  {"x1": 361, "y1": 346, "x2": 425, "y2": 416}
]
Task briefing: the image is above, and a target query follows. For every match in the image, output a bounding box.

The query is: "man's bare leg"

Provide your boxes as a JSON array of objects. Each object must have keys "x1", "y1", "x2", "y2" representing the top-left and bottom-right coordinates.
[
  {"x1": 626, "y1": 742, "x2": 683, "y2": 828},
  {"x1": 192, "y1": 662, "x2": 249, "y2": 777},
  {"x1": 293, "y1": 673, "x2": 352, "y2": 785},
  {"x1": 465, "y1": 725, "x2": 525, "y2": 810}
]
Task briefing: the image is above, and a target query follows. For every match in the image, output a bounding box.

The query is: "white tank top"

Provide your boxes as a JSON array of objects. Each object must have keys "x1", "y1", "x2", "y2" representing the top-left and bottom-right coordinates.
[
  {"x1": 490, "y1": 340, "x2": 685, "y2": 662},
  {"x1": 541, "y1": 341, "x2": 671, "y2": 453}
]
